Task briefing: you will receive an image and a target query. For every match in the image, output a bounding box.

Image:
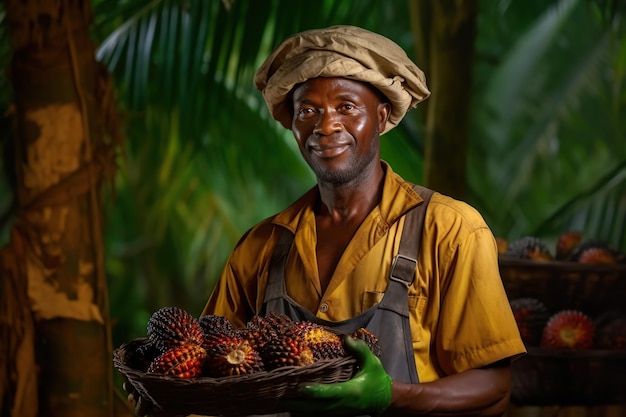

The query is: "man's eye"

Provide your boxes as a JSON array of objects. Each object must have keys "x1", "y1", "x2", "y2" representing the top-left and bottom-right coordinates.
[
  {"x1": 298, "y1": 108, "x2": 314, "y2": 115},
  {"x1": 340, "y1": 104, "x2": 355, "y2": 111}
]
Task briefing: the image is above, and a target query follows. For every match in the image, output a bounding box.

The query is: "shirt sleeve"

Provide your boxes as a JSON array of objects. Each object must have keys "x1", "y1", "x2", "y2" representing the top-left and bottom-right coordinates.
[
  {"x1": 201, "y1": 223, "x2": 276, "y2": 328},
  {"x1": 202, "y1": 256, "x2": 254, "y2": 329},
  {"x1": 435, "y1": 219, "x2": 526, "y2": 375}
]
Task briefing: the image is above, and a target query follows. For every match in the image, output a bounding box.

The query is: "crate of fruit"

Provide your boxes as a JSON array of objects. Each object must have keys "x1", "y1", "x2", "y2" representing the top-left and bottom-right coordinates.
[
  {"x1": 113, "y1": 308, "x2": 380, "y2": 416},
  {"x1": 500, "y1": 235, "x2": 626, "y2": 405}
]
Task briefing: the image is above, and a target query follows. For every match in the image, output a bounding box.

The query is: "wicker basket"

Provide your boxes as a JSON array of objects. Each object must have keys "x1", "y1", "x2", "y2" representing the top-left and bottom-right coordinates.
[
  {"x1": 114, "y1": 338, "x2": 358, "y2": 416},
  {"x1": 511, "y1": 347, "x2": 626, "y2": 406}
]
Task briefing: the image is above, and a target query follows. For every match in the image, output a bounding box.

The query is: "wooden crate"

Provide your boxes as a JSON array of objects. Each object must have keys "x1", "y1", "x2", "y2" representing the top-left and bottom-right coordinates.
[{"x1": 499, "y1": 256, "x2": 626, "y2": 406}]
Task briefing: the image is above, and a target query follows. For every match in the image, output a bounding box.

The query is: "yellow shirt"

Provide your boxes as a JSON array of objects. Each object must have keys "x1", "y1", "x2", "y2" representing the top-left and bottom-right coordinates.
[{"x1": 203, "y1": 162, "x2": 526, "y2": 382}]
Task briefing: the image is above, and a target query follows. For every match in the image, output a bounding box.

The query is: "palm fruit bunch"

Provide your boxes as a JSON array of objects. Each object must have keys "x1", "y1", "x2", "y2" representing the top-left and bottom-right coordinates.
[
  {"x1": 128, "y1": 308, "x2": 383, "y2": 379},
  {"x1": 502, "y1": 232, "x2": 625, "y2": 264},
  {"x1": 555, "y1": 231, "x2": 583, "y2": 260},
  {"x1": 594, "y1": 311, "x2": 626, "y2": 350},
  {"x1": 143, "y1": 306, "x2": 207, "y2": 378},
  {"x1": 147, "y1": 343, "x2": 207, "y2": 378},
  {"x1": 293, "y1": 321, "x2": 346, "y2": 360},
  {"x1": 199, "y1": 312, "x2": 266, "y2": 377},
  {"x1": 254, "y1": 313, "x2": 317, "y2": 370},
  {"x1": 350, "y1": 327, "x2": 382, "y2": 357},
  {"x1": 125, "y1": 341, "x2": 162, "y2": 372},
  {"x1": 505, "y1": 236, "x2": 553, "y2": 261},
  {"x1": 510, "y1": 297, "x2": 550, "y2": 346},
  {"x1": 198, "y1": 314, "x2": 236, "y2": 344},
  {"x1": 540, "y1": 309, "x2": 595, "y2": 350},
  {"x1": 147, "y1": 306, "x2": 205, "y2": 352},
  {"x1": 239, "y1": 312, "x2": 289, "y2": 351},
  {"x1": 570, "y1": 238, "x2": 620, "y2": 265},
  {"x1": 202, "y1": 332, "x2": 265, "y2": 377},
  {"x1": 555, "y1": 232, "x2": 625, "y2": 264}
]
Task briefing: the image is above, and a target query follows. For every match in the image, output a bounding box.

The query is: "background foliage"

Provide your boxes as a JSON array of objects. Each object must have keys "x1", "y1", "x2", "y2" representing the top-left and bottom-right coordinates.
[{"x1": 1, "y1": 0, "x2": 624, "y2": 349}]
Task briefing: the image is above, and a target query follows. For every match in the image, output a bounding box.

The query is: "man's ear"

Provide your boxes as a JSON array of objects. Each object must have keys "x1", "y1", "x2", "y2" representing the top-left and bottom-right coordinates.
[{"x1": 378, "y1": 102, "x2": 391, "y2": 133}]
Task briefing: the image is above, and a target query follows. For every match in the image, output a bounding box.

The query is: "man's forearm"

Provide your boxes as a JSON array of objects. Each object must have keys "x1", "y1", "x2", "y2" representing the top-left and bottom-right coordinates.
[{"x1": 386, "y1": 363, "x2": 512, "y2": 417}]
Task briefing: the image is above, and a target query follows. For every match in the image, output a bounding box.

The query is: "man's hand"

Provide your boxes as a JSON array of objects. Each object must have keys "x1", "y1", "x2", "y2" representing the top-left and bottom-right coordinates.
[
  {"x1": 282, "y1": 335, "x2": 392, "y2": 417},
  {"x1": 123, "y1": 379, "x2": 157, "y2": 417},
  {"x1": 123, "y1": 378, "x2": 178, "y2": 417}
]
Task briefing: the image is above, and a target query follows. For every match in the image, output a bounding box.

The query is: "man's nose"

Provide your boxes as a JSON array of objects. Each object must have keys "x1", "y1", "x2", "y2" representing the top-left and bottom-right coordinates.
[{"x1": 313, "y1": 110, "x2": 342, "y2": 135}]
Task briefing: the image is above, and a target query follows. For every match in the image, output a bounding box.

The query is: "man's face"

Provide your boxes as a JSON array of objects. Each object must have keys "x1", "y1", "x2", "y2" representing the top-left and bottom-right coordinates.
[{"x1": 291, "y1": 77, "x2": 390, "y2": 186}]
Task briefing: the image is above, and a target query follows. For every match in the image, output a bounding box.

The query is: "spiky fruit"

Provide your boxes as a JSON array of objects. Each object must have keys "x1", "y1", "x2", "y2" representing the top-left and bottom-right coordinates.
[
  {"x1": 510, "y1": 298, "x2": 550, "y2": 346},
  {"x1": 540, "y1": 310, "x2": 595, "y2": 350},
  {"x1": 147, "y1": 344, "x2": 207, "y2": 379},
  {"x1": 147, "y1": 307, "x2": 204, "y2": 352},
  {"x1": 242, "y1": 313, "x2": 298, "y2": 350},
  {"x1": 569, "y1": 239, "x2": 611, "y2": 260},
  {"x1": 506, "y1": 237, "x2": 553, "y2": 261},
  {"x1": 198, "y1": 314, "x2": 236, "y2": 347},
  {"x1": 203, "y1": 335, "x2": 264, "y2": 377},
  {"x1": 127, "y1": 341, "x2": 162, "y2": 372},
  {"x1": 577, "y1": 247, "x2": 618, "y2": 265},
  {"x1": 259, "y1": 329, "x2": 315, "y2": 370},
  {"x1": 556, "y1": 231, "x2": 582, "y2": 260},
  {"x1": 294, "y1": 322, "x2": 345, "y2": 360},
  {"x1": 595, "y1": 311, "x2": 626, "y2": 350},
  {"x1": 350, "y1": 328, "x2": 381, "y2": 358}
]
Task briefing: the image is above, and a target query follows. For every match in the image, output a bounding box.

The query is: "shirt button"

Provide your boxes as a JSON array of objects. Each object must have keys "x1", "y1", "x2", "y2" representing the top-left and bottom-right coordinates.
[{"x1": 319, "y1": 302, "x2": 329, "y2": 313}]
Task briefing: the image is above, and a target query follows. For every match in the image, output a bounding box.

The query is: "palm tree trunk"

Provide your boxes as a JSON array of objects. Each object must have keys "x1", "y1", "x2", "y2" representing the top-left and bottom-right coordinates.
[
  {"x1": 409, "y1": 0, "x2": 478, "y2": 200},
  {"x1": 0, "y1": 1, "x2": 122, "y2": 416}
]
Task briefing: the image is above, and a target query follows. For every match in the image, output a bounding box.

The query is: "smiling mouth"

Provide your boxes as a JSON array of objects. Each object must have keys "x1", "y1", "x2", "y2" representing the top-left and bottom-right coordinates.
[{"x1": 310, "y1": 144, "x2": 350, "y2": 158}]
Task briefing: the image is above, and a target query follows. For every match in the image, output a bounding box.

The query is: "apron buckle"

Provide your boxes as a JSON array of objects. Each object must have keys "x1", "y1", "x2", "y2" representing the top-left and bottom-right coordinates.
[{"x1": 390, "y1": 254, "x2": 417, "y2": 287}]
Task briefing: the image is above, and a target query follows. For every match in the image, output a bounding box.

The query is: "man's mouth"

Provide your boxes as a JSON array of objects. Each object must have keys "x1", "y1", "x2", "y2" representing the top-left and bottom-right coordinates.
[{"x1": 311, "y1": 144, "x2": 350, "y2": 158}]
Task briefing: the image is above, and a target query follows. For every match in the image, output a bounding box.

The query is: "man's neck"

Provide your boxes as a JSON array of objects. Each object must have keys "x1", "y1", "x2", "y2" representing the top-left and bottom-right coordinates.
[{"x1": 316, "y1": 161, "x2": 385, "y2": 223}]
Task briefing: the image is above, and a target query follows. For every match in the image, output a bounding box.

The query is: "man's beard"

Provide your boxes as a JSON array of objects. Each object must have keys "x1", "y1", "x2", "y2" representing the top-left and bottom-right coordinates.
[{"x1": 307, "y1": 136, "x2": 379, "y2": 186}]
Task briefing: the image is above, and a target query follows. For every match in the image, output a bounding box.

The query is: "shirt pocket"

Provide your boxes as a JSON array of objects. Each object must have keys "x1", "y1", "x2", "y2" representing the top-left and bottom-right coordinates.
[{"x1": 362, "y1": 291, "x2": 384, "y2": 310}]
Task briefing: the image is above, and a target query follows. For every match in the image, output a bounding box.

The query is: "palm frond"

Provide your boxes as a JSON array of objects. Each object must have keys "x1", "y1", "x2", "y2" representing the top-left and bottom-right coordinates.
[{"x1": 470, "y1": 0, "x2": 626, "y2": 249}]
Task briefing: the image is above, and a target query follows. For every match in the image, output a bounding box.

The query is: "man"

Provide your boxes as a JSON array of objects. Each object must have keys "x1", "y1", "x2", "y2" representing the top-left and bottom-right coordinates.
[
  {"x1": 201, "y1": 25, "x2": 526, "y2": 416},
  {"x1": 128, "y1": 25, "x2": 525, "y2": 417}
]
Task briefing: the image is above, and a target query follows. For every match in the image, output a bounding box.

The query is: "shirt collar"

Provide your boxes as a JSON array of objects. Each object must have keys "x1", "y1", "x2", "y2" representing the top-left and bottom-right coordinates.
[{"x1": 272, "y1": 161, "x2": 423, "y2": 232}]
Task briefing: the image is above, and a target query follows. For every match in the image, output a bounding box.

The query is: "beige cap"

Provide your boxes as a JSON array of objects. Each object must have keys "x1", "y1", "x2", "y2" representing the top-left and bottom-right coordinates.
[{"x1": 254, "y1": 25, "x2": 430, "y2": 134}]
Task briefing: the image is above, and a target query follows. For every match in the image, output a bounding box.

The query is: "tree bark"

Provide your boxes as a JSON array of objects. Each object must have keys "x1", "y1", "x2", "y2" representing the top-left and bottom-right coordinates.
[
  {"x1": 0, "y1": 0, "x2": 122, "y2": 416},
  {"x1": 409, "y1": 0, "x2": 478, "y2": 200}
]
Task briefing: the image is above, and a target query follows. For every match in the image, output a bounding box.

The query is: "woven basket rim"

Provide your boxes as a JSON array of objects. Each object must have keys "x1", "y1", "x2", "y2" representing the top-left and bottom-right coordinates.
[{"x1": 113, "y1": 337, "x2": 358, "y2": 415}]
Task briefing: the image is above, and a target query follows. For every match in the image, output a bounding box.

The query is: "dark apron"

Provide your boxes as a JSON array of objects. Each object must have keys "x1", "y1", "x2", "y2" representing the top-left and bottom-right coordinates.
[{"x1": 255, "y1": 185, "x2": 433, "y2": 417}]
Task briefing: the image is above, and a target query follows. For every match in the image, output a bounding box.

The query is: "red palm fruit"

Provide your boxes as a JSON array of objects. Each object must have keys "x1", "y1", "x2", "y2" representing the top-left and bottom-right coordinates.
[
  {"x1": 198, "y1": 314, "x2": 235, "y2": 347},
  {"x1": 259, "y1": 316, "x2": 315, "y2": 370},
  {"x1": 127, "y1": 341, "x2": 161, "y2": 372},
  {"x1": 556, "y1": 231, "x2": 582, "y2": 260},
  {"x1": 510, "y1": 297, "x2": 550, "y2": 346},
  {"x1": 147, "y1": 306, "x2": 204, "y2": 352},
  {"x1": 294, "y1": 322, "x2": 346, "y2": 360},
  {"x1": 350, "y1": 328, "x2": 382, "y2": 358},
  {"x1": 203, "y1": 335, "x2": 264, "y2": 377},
  {"x1": 541, "y1": 310, "x2": 595, "y2": 350},
  {"x1": 147, "y1": 344, "x2": 207, "y2": 379},
  {"x1": 577, "y1": 247, "x2": 618, "y2": 265},
  {"x1": 595, "y1": 311, "x2": 626, "y2": 350},
  {"x1": 506, "y1": 237, "x2": 553, "y2": 261},
  {"x1": 243, "y1": 312, "x2": 301, "y2": 350}
]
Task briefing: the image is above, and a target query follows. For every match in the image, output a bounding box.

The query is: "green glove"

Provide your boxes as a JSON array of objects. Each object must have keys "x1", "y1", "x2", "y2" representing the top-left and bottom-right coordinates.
[{"x1": 283, "y1": 335, "x2": 392, "y2": 417}]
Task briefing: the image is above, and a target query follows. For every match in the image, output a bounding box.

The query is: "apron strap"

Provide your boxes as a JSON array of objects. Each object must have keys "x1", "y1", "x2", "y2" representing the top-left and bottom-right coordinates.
[{"x1": 389, "y1": 185, "x2": 434, "y2": 288}]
